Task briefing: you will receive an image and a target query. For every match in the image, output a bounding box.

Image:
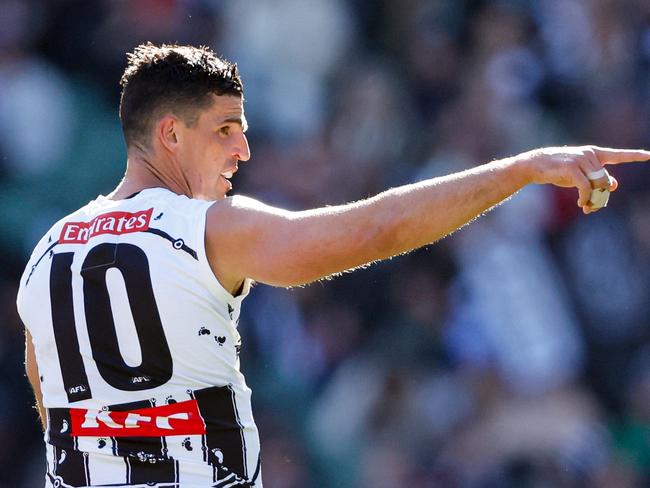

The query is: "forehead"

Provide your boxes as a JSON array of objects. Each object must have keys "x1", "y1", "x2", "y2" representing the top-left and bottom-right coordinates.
[{"x1": 201, "y1": 94, "x2": 245, "y2": 123}]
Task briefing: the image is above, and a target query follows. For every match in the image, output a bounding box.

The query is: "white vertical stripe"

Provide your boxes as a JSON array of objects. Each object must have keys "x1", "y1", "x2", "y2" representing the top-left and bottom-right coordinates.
[
  {"x1": 125, "y1": 455, "x2": 131, "y2": 484},
  {"x1": 85, "y1": 450, "x2": 129, "y2": 487},
  {"x1": 83, "y1": 452, "x2": 90, "y2": 485}
]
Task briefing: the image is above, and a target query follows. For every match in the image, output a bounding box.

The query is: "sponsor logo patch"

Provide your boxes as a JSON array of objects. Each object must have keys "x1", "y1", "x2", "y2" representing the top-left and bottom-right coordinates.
[
  {"x1": 60, "y1": 208, "x2": 154, "y2": 244},
  {"x1": 69, "y1": 399, "x2": 205, "y2": 437}
]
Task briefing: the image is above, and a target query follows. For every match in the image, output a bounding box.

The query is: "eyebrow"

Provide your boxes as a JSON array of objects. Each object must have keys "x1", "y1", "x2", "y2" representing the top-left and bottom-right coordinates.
[{"x1": 221, "y1": 116, "x2": 248, "y2": 132}]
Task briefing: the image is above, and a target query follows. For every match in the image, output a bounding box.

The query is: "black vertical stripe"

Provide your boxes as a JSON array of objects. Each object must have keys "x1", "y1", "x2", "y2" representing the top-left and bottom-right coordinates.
[
  {"x1": 53, "y1": 445, "x2": 88, "y2": 487},
  {"x1": 48, "y1": 408, "x2": 75, "y2": 451},
  {"x1": 48, "y1": 408, "x2": 91, "y2": 487},
  {"x1": 230, "y1": 386, "x2": 248, "y2": 479},
  {"x1": 193, "y1": 385, "x2": 247, "y2": 479},
  {"x1": 50, "y1": 252, "x2": 92, "y2": 402},
  {"x1": 187, "y1": 390, "x2": 209, "y2": 463}
]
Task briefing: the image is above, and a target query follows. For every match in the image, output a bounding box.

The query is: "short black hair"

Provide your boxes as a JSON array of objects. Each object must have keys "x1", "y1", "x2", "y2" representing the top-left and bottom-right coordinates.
[{"x1": 119, "y1": 42, "x2": 243, "y2": 149}]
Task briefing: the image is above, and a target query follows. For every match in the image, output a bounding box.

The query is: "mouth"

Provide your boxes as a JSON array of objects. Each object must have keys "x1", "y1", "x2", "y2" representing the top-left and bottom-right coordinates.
[
  {"x1": 219, "y1": 167, "x2": 237, "y2": 193},
  {"x1": 220, "y1": 165, "x2": 238, "y2": 180}
]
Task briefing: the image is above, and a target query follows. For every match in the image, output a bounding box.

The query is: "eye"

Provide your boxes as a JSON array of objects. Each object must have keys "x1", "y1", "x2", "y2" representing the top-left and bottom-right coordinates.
[{"x1": 218, "y1": 126, "x2": 230, "y2": 136}]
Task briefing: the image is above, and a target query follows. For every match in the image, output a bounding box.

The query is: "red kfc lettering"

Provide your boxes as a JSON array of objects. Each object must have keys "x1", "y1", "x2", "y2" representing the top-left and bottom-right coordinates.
[
  {"x1": 156, "y1": 412, "x2": 189, "y2": 430},
  {"x1": 124, "y1": 412, "x2": 151, "y2": 428},
  {"x1": 81, "y1": 409, "x2": 124, "y2": 429},
  {"x1": 69, "y1": 399, "x2": 205, "y2": 437}
]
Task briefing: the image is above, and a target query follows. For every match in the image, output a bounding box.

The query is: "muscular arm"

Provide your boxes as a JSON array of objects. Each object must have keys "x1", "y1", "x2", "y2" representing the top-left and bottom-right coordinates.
[
  {"x1": 207, "y1": 146, "x2": 650, "y2": 291},
  {"x1": 25, "y1": 329, "x2": 46, "y2": 431}
]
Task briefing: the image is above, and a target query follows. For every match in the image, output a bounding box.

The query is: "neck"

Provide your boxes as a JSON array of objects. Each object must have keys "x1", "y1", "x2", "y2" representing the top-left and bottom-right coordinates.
[{"x1": 108, "y1": 150, "x2": 192, "y2": 200}]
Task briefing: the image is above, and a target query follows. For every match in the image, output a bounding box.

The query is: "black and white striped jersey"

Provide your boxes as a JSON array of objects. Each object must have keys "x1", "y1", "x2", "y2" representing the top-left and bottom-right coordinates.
[{"x1": 17, "y1": 188, "x2": 262, "y2": 487}]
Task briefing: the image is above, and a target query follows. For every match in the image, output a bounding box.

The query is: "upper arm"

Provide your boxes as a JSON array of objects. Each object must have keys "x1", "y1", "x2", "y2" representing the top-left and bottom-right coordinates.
[{"x1": 205, "y1": 195, "x2": 389, "y2": 289}]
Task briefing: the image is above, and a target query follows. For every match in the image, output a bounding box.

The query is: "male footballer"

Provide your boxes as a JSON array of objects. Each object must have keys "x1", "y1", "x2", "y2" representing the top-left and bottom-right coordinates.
[{"x1": 16, "y1": 43, "x2": 650, "y2": 487}]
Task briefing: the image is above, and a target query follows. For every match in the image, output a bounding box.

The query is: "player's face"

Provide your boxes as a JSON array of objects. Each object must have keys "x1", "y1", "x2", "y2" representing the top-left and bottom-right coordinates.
[{"x1": 177, "y1": 94, "x2": 250, "y2": 200}]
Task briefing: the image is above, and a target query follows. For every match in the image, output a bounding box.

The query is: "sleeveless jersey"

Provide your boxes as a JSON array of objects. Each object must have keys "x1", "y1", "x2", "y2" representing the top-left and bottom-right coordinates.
[{"x1": 16, "y1": 188, "x2": 262, "y2": 487}]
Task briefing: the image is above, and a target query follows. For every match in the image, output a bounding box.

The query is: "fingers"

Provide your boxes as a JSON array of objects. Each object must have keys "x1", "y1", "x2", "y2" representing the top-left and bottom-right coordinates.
[
  {"x1": 589, "y1": 174, "x2": 610, "y2": 190},
  {"x1": 609, "y1": 175, "x2": 618, "y2": 192},
  {"x1": 573, "y1": 168, "x2": 593, "y2": 208},
  {"x1": 577, "y1": 148, "x2": 623, "y2": 213},
  {"x1": 578, "y1": 151, "x2": 613, "y2": 213},
  {"x1": 525, "y1": 144, "x2": 644, "y2": 213},
  {"x1": 591, "y1": 146, "x2": 650, "y2": 165},
  {"x1": 583, "y1": 151, "x2": 611, "y2": 190}
]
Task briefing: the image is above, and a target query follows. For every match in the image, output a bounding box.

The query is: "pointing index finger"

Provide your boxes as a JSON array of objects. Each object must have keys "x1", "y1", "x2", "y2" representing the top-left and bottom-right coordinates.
[{"x1": 591, "y1": 146, "x2": 650, "y2": 165}]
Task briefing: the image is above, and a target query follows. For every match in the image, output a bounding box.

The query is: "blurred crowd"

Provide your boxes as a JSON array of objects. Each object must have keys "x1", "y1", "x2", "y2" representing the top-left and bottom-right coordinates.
[{"x1": 4, "y1": 0, "x2": 650, "y2": 486}]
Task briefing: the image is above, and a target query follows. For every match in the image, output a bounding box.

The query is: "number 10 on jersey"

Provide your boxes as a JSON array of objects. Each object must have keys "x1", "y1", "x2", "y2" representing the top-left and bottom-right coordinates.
[{"x1": 50, "y1": 243, "x2": 173, "y2": 403}]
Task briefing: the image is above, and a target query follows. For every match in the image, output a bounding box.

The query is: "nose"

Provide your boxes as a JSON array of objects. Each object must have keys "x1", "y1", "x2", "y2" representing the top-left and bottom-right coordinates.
[{"x1": 233, "y1": 133, "x2": 251, "y2": 162}]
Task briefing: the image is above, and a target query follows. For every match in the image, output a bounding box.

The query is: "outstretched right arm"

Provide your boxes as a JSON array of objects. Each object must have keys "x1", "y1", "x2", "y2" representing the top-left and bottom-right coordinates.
[{"x1": 206, "y1": 146, "x2": 650, "y2": 292}]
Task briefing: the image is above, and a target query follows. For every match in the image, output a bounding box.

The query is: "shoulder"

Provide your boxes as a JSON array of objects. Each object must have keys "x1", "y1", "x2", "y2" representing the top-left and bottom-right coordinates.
[
  {"x1": 205, "y1": 196, "x2": 295, "y2": 251},
  {"x1": 207, "y1": 195, "x2": 291, "y2": 228},
  {"x1": 208, "y1": 195, "x2": 265, "y2": 212},
  {"x1": 204, "y1": 195, "x2": 292, "y2": 291}
]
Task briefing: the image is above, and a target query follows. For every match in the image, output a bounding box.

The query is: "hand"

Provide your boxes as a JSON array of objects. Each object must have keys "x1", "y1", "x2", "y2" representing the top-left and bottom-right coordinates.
[{"x1": 517, "y1": 145, "x2": 650, "y2": 214}]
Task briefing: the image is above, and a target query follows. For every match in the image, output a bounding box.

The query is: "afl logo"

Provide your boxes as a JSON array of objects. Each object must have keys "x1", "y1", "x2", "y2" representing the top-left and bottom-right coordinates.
[{"x1": 131, "y1": 376, "x2": 151, "y2": 384}]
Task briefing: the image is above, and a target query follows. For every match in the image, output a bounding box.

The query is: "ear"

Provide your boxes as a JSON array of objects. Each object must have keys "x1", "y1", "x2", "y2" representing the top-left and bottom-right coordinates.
[{"x1": 157, "y1": 115, "x2": 180, "y2": 153}]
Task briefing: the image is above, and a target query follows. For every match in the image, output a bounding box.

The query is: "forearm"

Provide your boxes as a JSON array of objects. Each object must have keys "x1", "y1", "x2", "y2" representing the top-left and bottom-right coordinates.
[
  {"x1": 279, "y1": 157, "x2": 529, "y2": 284},
  {"x1": 353, "y1": 156, "x2": 529, "y2": 258}
]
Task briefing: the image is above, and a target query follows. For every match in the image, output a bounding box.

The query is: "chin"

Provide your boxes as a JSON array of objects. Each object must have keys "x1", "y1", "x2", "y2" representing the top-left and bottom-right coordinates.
[{"x1": 212, "y1": 187, "x2": 229, "y2": 200}]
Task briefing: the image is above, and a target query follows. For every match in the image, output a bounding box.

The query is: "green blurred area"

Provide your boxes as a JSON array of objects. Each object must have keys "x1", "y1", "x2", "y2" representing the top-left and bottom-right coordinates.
[{"x1": 0, "y1": 79, "x2": 125, "y2": 263}]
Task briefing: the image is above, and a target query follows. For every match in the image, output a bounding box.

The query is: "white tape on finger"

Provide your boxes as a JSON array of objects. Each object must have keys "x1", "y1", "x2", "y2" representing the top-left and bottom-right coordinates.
[{"x1": 587, "y1": 168, "x2": 607, "y2": 180}]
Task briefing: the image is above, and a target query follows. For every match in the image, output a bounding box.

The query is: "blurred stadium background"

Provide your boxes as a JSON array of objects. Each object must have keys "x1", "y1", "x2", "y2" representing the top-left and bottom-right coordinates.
[{"x1": 4, "y1": 0, "x2": 650, "y2": 486}]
